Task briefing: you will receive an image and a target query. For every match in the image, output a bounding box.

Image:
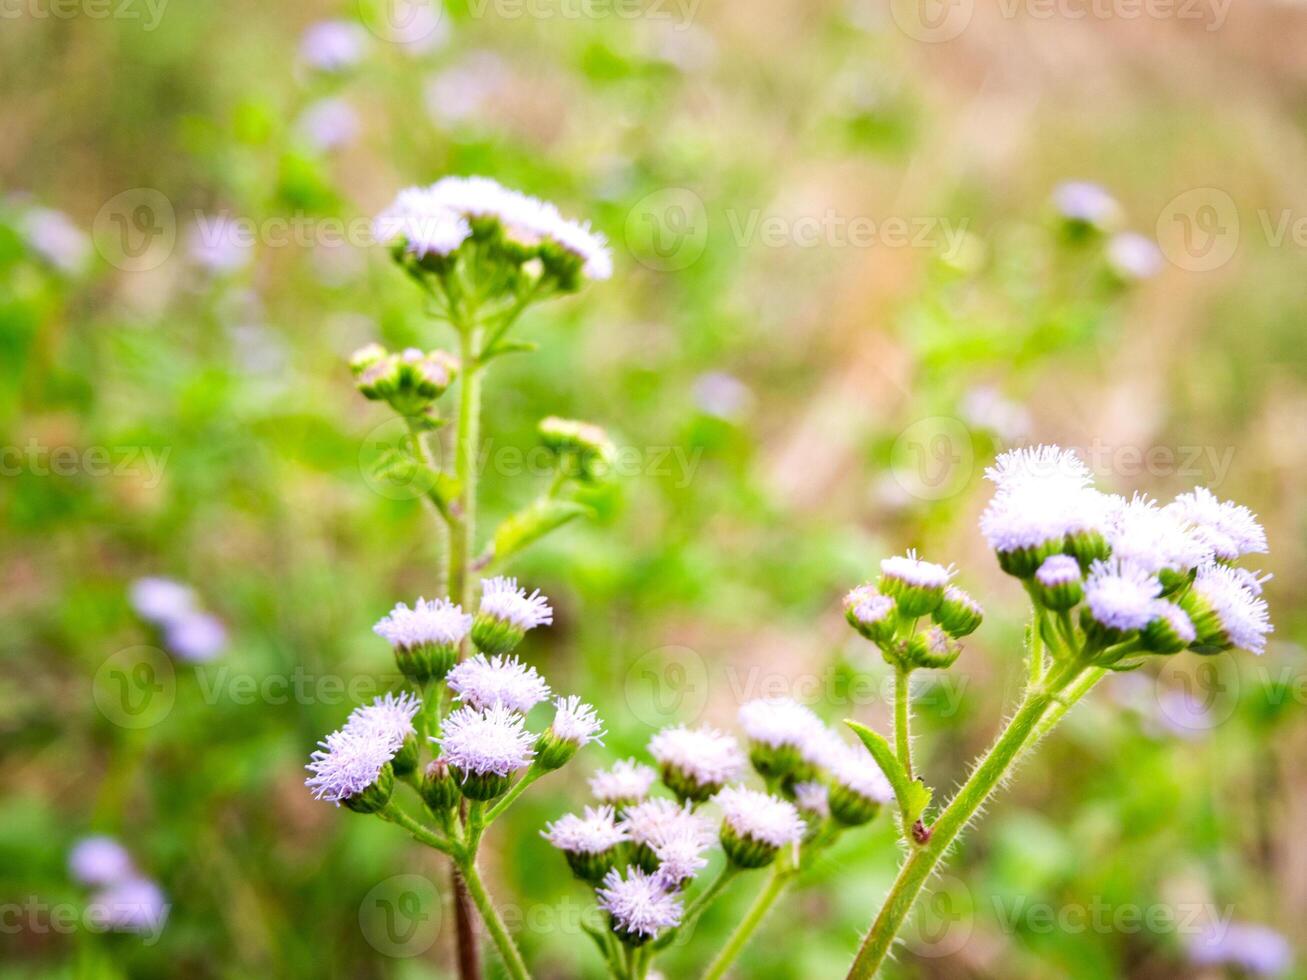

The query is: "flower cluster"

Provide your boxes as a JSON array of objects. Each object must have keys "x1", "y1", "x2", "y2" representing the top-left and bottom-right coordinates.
[
  {"x1": 68, "y1": 836, "x2": 169, "y2": 937},
  {"x1": 129, "y1": 576, "x2": 227, "y2": 662},
  {"x1": 548, "y1": 697, "x2": 890, "y2": 954}
]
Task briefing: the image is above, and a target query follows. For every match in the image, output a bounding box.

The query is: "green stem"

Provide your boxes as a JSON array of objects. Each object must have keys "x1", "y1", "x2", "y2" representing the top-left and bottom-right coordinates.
[
  {"x1": 701, "y1": 865, "x2": 794, "y2": 980},
  {"x1": 1031, "y1": 666, "x2": 1107, "y2": 744},
  {"x1": 449, "y1": 327, "x2": 483, "y2": 611},
  {"x1": 1028, "y1": 612, "x2": 1046, "y2": 689},
  {"x1": 656, "y1": 864, "x2": 740, "y2": 951},
  {"x1": 485, "y1": 767, "x2": 545, "y2": 823},
  {"x1": 457, "y1": 857, "x2": 531, "y2": 980},
  {"x1": 894, "y1": 667, "x2": 913, "y2": 781},
  {"x1": 379, "y1": 802, "x2": 456, "y2": 856},
  {"x1": 844, "y1": 656, "x2": 1087, "y2": 980}
]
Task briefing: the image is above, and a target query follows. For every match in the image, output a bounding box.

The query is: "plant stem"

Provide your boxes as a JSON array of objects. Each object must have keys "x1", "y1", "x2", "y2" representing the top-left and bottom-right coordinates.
[
  {"x1": 1028, "y1": 612, "x2": 1046, "y2": 689},
  {"x1": 485, "y1": 767, "x2": 544, "y2": 823},
  {"x1": 894, "y1": 667, "x2": 913, "y2": 780},
  {"x1": 701, "y1": 865, "x2": 794, "y2": 980},
  {"x1": 457, "y1": 856, "x2": 531, "y2": 980},
  {"x1": 379, "y1": 802, "x2": 456, "y2": 856},
  {"x1": 656, "y1": 864, "x2": 739, "y2": 952},
  {"x1": 844, "y1": 656, "x2": 1086, "y2": 979},
  {"x1": 1030, "y1": 666, "x2": 1107, "y2": 744}
]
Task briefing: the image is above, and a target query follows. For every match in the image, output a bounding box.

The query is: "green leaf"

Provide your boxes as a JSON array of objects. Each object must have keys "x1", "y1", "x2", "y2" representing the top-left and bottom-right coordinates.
[
  {"x1": 846, "y1": 720, "x2": 916, "y2": 816},
  {"x1": 491, "y1": 497, "x2": 590, "y2": 564},
  {"x1": 478, "y1": 340, "x2": 539, "y2": 366}
]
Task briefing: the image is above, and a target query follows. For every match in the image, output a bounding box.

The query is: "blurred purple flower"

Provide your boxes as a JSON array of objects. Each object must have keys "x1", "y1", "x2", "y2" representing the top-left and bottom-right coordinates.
[
  {"x1": 21, "y1": 207, "x2": 90, "y2": 273},
  {"x1": 187, "y1": 214, "x2": 253, "y2": 274},
  {"x1": 296, "y1": 98, "x2": 360, "y2": 153},
  {"x1": 1190, "y1": 922, "x2": 1292, "y2": 976},
  {"x1": 693, "y1": 372, "x2": 753, "y2": 421},
  {"x1": 300, "y1": 20, "x2": 366, "y2": 72},
  {"x1": 164, "y1": 611, "x2": 228, "y2": 662},
  {"x1": 1107, "y1": 231, "x2": 1163, "y2": 281},
  {"x1": 87, "y1": 877, "x2": 169, "y2": 935},
  {"x1": 130, "y1": 577, "x2": 197, "y2": 624},
  {"x1": 69, "y1": 836, "x2": 134, "y2": 886},
  {"x1": 1051, "y1": 181, "x2": 1121, "y2": 229}
]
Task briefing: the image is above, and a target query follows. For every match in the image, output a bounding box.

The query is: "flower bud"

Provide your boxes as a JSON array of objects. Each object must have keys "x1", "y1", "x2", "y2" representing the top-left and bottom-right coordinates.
[
  {"x1": 715, "y1": 787, "x2": 805, "y2": 870},
  {"x1": 450, "y1": 766, "x2": 511, "y2": 801},
  {"x1": 1141, "y1": 601, "x2": 1197, "y2": 655},
  {"x1": 1033, "y1": 554, "x2": 1083, "y2": 611},
  {"x1": 535, "y1": 729, "x2": 579, "y2": 772},
  {"x1": 933, "y1": 587, "x2": 983, "y2": 638},
  {"x1": 878, "y1": 553, "x2": 954, "y2": 618},
  {"x1": 995, "y1": 540, "x2": 1062, "y2": 579},
  {"x1": 420, "y1": 758, "x2": 460, "y2": 813},
  {"x1": 828, "y1": 782, "x2": 881, "y2": 827},
  {"x1": 844, "y1": 586, "x2": 897, "y2": 645},
  {"x1": 1064, "y1": 529, "x2": 1111, "y2": 570},
  {"x1": 905, "y1": 627, "x2": 962, "y2": 670},
  {"x1": 349, "y1": 342, "x2": 388, "y2": 377},
  {"x1": 471, "y1": 578, "x2": 553, "y2": 656},
  {"x1": 538, "y1": 416, "x2": 615, "y2": 484},
  {"x1": 342, "y1": 762, "x2": 395, "y2": 814},
  {"x1": 720, "y1": 820, "x2": 779, "y2": 869},
  {"x1": 390, "y1": 733, "x2": 420, "y2": 777}
]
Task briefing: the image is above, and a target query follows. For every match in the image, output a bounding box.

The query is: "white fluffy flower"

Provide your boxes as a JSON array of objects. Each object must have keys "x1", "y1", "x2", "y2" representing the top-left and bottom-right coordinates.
[
  {"x1": 372, "y1": 188, "x2": 472, "y2": 258},
  {"x1": 843, "y1": 586, "x2": 894, "y2": 627},
  {"x1": 1191, "y1": 563, "x2": 1273, "y2": 654},
  {"x1": 589, "y1": 759, "x2": 658, "y2": 804},
  {"x1": 822, "y1": 742, "x2": 893, "y2": 804},
  {"x1": 344, "y1": 692, "x2": 421, "y2": 751},
  {"x1": 1166, "y1": 487, "x2": 1268, "y2": 561},
  {"x1": 792, "y1": 781, "x2": 831, "y2": 818},
  {"x1": 596, "y1": 867, "x2": 683, "y2": 939},
  {"x1": 1084, "y1": 559, "x2": 1162, "y2": 632},
  {"x1": 648, "y1": 725, "x2": 746, "y2": 787},
  {"x1": 550, "y1": 695, "x2": 605, "y2": 745},
  {"x1": 713, "y1": 786, "x2": 806, "y2": 848},
  {"x1": 479, "y1": 576, "x2": 554, "y2": 631},
  {"x1": 980, "y1": 446, "x2": 1116, "y2": 553},
  {"x1": 737, "y1": 698, "x2": 824, "y2": 750},
  {"x1": 543, "y1": 805, "x2": 629, "y2": 854},
  {"x1": 306, "y1": 728, "x2": 397, "y2": 803},
  {"x1": 985, "y1": 445, "x2": 1092, "y2": 496},
  {"x1": 1147, "y1": 600, "x2": 1197, "y2": 645},
  {"x1": 1035, "y1": 554, "x2": 1080, "y2": 587},
  {"x1": 1106, "y1": 494, "x2": 1211, "y2": 576},
  {"x1": 446, "y1": 653, "x2": 551, "y2": 713},
  {"x1": 434, "y1": 703, "x2": 536, "y2": 776},
  {"x1": 373, "y1": 597, "x2": 472, "y2": 649},
  {"x1": 649, "y1": 818, "x2": 714, "y2": 889},
  {"x1": 619, "y1": 798, "x2": 707, "y2": 847},
  {"x1": 879, "y1": 551, "x2": 954, "y2": 590}
]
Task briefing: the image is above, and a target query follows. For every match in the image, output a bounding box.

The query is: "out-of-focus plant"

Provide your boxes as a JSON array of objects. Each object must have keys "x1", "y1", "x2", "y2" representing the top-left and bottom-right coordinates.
[{"x1": 840, "y1": 447, "x2": 1273, "y2": 978}]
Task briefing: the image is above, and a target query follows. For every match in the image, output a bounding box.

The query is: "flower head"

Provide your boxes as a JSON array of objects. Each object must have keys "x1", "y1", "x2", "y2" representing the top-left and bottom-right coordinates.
[
  {"x1": 434, "y1": 703, "x2": 536, "y2": 777},
  {"x1": 86, "y1": 877, "x2": 169, "y2": 935},
  {"x1": 844, "y1": 585, "x2": 896, "y2": 643},
  {"x1": 1084, "y1": 559, "x2": 1162, "y2": 633},
  {"x1": 737, "y1": 698, "x2": 824, "y2": 751},
  {"x1": 589, "y1": 759, "x2": 658, "y2": 805},
  {"x1": 1106, "y1": 494, "x2": 1211, "y2": 577},
  {"x1": 1189, "y1": 922, "x2": 1292, "y2": 976},
  {"x1": 300, "y1": 20, "x2": 366, "y2": 72},
  {"x1": 1036, "y1": 554, "x2": 1081, "y2": 587},
  {"x1": 596, "y1": 867, "x2": 682, "y2": 943},
  {"x1": 1051, "y1": 181, "x2": 1122, "y2": 229},
  {"x1": 69, "y1": 837, "x2": 134, "y2": 886},
  {"x1": 372, "y1": 187, "x2": 472, "y2": 259},
  {"x1": 1166, "y1": 487, "x2": 1268, "y2": 561},
  {"x1": 550, "y1": 695, "x2": 605, "y2": 746},
  {"x1": 344, "y1": 692, "x2": 421, "y2": 751},
  {"x1": 20, "y1": 207, "x2": 90, "y2": 273},
  {"x1": 305, "y1": 728, "x2": 397, "y2": 808},
  {"x1": 648, "y1": 725, "x2": 746, "y2": 802},
  {"x1": 544, "y1": 805, "x2": 629, "y2": 854},
  {"x1": 1185, "y1": 563, "x2": 1273, "y2": 654},
  {"x1": 447, "y1": 653, "x2": 552, "y2": 713},
  {"x1": 792, "y1": 781, "x2": 831, "y2": 819},
  {"x1": 620, "y1": 798, "x2": 712, "y2": 850},
  {"x1": 1107, "y1": 231, "x2": 1163, "y2": 281},
  {"x1": 373, "y1": 597, "x2": 471, "y2": 682},
  {"x1": 823, "y1": 741, "x2": 893, "y2": 804},
  {"x1": 163, "y1": 611, "x2": 227, "y2": 662},
  {"x1": 129, "y1": 577, "x2": 197, "y2": 624},
  {"x1": 715, "y1": 786, "x2": 806, "y2": 848},
  {"x1": 472, "y1": 577, "x2": 553, "y2": 654},
  {"x1": 296, "y1": 97, "x2": 360, "y2": 152},
  {"x1": 648, "y1": 817, "x2": 714, "y2": 890}
]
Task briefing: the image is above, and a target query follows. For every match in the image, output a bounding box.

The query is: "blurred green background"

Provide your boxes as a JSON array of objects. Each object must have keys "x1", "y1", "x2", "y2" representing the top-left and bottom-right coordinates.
[{"x1": 2, "y1": 1, "x2": 1305, "y2": 977}]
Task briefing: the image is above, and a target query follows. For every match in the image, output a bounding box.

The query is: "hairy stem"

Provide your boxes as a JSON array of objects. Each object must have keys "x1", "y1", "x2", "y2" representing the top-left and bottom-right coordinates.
[
  {"x1": 701, "y1": 865, "x2": 794, "y2": 980},
  {"x1": 485, "y1": 767, "x2": 544, "y2": 823},
  {"x1": 894, "y1": 666, "x2": 913, "y2": 781},
  {"x1": 845, "y1": 655, "x2": 1086, "y2": 979},
  {"x1": 457, "y1": 856, "x2": 531, "y2": 980}
]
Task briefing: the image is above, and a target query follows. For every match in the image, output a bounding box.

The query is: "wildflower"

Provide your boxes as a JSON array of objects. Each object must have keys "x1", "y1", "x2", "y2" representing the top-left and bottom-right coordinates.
[
  {"x1": 421, "y1": 757, "x2": 461, "y2": 813},
  {"x1": 373, "y1": 597, "x2": 471, "y2": 682},
  {"x1": 904, "y1": 626, "x2": 963, "y2": 670},
  {"x1": 933, "y1": 586, "x2": 983, "y2": 638},
  {"x1": 1032, "y1": 554, "x2": 1083, "y2": 611},
  {"x1": 544, "y1": 805, "x2": 629, "y2": 883},
  {"x1": 792, "y1": 781, "x2": 831, "y2": 821},
  {"x1": 536, "y1": 695, "x2": 604, "y2": 770},
  {"x1": 69, "y1": 837, "x2": 134, "y2": 886},
  {"x1": 300, "y1": 20, "x2": 366, "y2": 72},
  {"x1": 1166, "y1": 487, "x2": 1268, "y2": 562},
  {"x1": 1189, "y1": 922, "x2": 1292, "y2": 976},
  {"x1": 648, "y1": 725, "x2": 745, "y2": 803},
  {"x1": 163, "y1": 611, "x2": 227, "y2": 662},
  {"x1": 305, "y1": 728, "x2": 397, "y2": 812},
  {"x1": 1106, "y1": 494, "x2": 1210, "y2": 585},
  {"x1": 619, "y1": 798, "x2": 711, "y2": 874},
  {"x1": 447, "y1": 654, "x2": 552, "y2": 714},
  {"x1": 1051, "y1": 181, "x2": 1122, "y2": 231},
  {"x1": 433, "y1": 703, "x2": 536, "y2": 800},
  {"x1": 129, "y1": 577, "x2": 197, "y2": 624},
  {"x1": 86, "y1": 877, "x2": 169, "y2": 935},
  {"x1": 596, "y1": 866, "x2": 682, "y2": 945},
  {"x1": 1081, "y1": 559, "x2": 1162, "y2": 647},
  {"x1": 1140, "y1": 600, "x2": 1197, "y2": 655},
  {"x1": 471, "y1": 577, "x2": 553, "y2": 655},
  {"x1": 823, "y1": 742, "x2": 893, "y2": 827},
  {"x1": 296, "y1": 98, "x2": 360, "y2": 152},
  {"x1": 1181, "y1": 563, "x2": 1273, "y2": 654},
  {"x1": 1106, "y1": 231, "x2": 1163, "y2": 281},
  {"x1": 844, "y1": 585, "x2": 896, "y2": 645},
  {"x1": 713, "y1": 786, "x2": 805, "y2": 868},
  {"x1": 879, "y1": 551, "x2": 954, "y2": 617},
  {"x1": 693, "y1": 372, "x2": 753, "y2": 421},
  {"x1": 737, "y1": 698, "x2": 824, "y2": 780},
  {"x1": 648, "y1": 817, "x2": 714, "y2": 890},
  {"x1": 372, "y1": 187, "x2": 471, "y2": 261},
  {"x1": 538, "y1": 416, "x2": 615, "y2": 483},
  {"x1": 589, "y1": 759, "x2": 658, "y2": 808},
  {"x1": 20, "y1": 207, "x2": 89, "y2": 273},
  {"x1": 344, "y1": 692, "x2": 422, "y2": 774}
]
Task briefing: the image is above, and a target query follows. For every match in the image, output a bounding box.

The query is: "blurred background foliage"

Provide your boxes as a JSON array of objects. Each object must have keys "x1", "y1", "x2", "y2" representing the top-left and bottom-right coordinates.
[{"x1": 2, "y1": 1, "x2": 1305, "y2": 977}]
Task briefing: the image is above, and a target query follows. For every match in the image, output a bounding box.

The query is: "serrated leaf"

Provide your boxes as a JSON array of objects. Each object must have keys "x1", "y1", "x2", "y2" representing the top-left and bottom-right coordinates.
[{"x1": 492, "y1": 497, "x2": 590, "y2": 563}]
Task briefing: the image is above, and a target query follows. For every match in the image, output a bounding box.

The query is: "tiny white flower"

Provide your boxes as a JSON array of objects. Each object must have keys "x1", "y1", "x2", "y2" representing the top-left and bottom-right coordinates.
[
  {"x1": 821, "y1": 741, "x2": 893, "y2": 804},
  {"x1": 596, "y1": 867, "x2": 682, "y2": 940},
  {"x1": 1035, "y1": 554, "x2": 1081, "y2": 587},
  {"x1": 792, "y1": 781, "x2": 831, "y2": 818},
  {"x1": 589, "y1": 759, "x2": 658, "y2": 804},
  {"x1": 434, "y1": 703, "x2": 536, "y2": 777},
  {"x1": 737, "y1": 698, "x2": 824, "y2": 751},
  {"x1": 543, "y1": 805, "x2": 629, "y2": 854},
  {"x1": 1190, "y1": 563, "x2": 1273, "y2": 654},
  {"x1": 446, "y1": 654, "x2": 552, "y2": 713},
  {"x1": 550, "y1": 695, "x2": 605, "y2": 746},
  {"x1": 373, "y1": 597, "x2": 472, "y2": 650},
  {"x1": 1106, "y1": 494, "x2": 1211, "y2": 577},
  {"x1": 648, "y1": 725, "x2": 745, "y2": 790},
  {"x1": 305, "y1": 728, "x2": 396, "y2": 803},
  {"x1": 649, "y1": 818, "x2": 715, "y2": 889},
  {"x1": 713, "y1": 786, "x2": 806, "y2": 849},
  {"x1": 1084, "y1": 559, "x2": 1162, "y2": 633},
  {"x1": 620, "y1": 798, "x2": 713, "y2": 850},
  {"x1": 478, "y1": 576, "x2": 554, "y2": 631},
  {"x1": 1166, "y1": 487, "x2": 1268, "y2": 561},
  {"x1": 372, "y1": 188, "x2": 472, "y2": 258},
  {"x1": 129, "y1": 577, "x2": 197, "y2": 624},
  {"x1": 344, "y1": 692, "x2": 421, "y2": 752},
  {"x1": 879, "y1": 551, "x2": 954, "y2": 590}
]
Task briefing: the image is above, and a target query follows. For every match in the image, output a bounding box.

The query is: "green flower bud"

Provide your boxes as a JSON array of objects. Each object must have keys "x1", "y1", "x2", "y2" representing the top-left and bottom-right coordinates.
[
  {"x1": 995, "y1": 540, "x2": 1063, "y2": 579},
  {"x1": 878, "y1": 552, "x2": 954, "y2": 618},
  {"x1": 828, "y1": 782, "x2": 881, "y2": 827},
  {"x1": 342, "y1": 762, "x2": 395, "y2": 814},
  {"x1": 933, "y1": 586, "x2": 983, "y2": 638},
  {"x1": 844, "y1": 585, "x2": 897, "y2": 645},
  {"x1": 390, "y1": 733, "x2": 420, "y2": 777},
  {"x1": 451, "y1": 766, "x2": 512, "y2": 802},
  {"x1": 538, "y1": 416, "x2": 615, "y2": 484},
  {"x1": 905, "y1": 627, "x2": 963, "y2": 670},
  {"x1": 1032, "y1": 555, "x2": 1083, "y2": 612},
  {"x1": 1065, "y1": 529, "x2": 1111, "y2": 570},
  {"x1": 420, "y1": 758, "x2": 461, "y2": 813},
  {"x1": 720, "y1": 820, "x2": 779, "y2": 869},
  {"x1": 1141, "y1": 601, "x2": 1197, "y2": 655}
]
